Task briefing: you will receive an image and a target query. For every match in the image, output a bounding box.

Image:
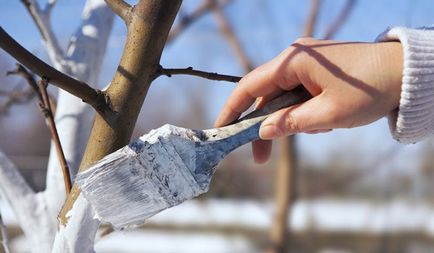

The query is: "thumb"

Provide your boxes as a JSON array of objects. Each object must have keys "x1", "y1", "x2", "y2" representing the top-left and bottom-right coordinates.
[{"x1": 259, "y1": 94, "x2": 333, "y2": 139}]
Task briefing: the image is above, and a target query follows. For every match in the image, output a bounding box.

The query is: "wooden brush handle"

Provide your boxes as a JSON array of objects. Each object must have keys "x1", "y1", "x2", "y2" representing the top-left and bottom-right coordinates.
[
  {"x1": 234, "y1": 85, "x2": 312, "y2": 123},
  {"x1": 197, "y1": 86, "x2": 312, "y2": 177},
  {"x1": 203, "y1": 85, "x2": 312, "y2": 146}
]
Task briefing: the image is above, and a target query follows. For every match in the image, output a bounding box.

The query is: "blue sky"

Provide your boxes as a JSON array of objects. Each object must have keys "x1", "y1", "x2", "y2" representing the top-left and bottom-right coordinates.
[{"x1": 1, "y1": 0, "x2": 434, "y2": 171}]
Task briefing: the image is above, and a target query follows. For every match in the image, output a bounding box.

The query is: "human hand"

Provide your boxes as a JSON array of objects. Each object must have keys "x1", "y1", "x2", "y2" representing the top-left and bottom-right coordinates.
[{"x1": 215, "y1": 38, "x2": 403, "y2": 163}]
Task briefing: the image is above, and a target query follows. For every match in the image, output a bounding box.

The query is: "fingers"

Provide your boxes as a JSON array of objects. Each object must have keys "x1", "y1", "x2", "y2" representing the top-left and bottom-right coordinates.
[
  {"x1": 260, "y1": 93, "x2": 334, "y2": 139},
  {"x1": 215, "y1": 50, "x2": 301, "y2": 127},
  {"x1": 252, "y1": 140, "x2": 272, "y2": 164}
]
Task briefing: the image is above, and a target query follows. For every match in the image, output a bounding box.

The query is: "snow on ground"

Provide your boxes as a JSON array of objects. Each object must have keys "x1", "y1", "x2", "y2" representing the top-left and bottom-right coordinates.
[
  {"x1": 95, "y1": 231, "x2": 256, "y2": 253},
  {"x1": 3, "y1": 198, "x2": 434, "y2": 252},
  {"x1": 146, "y1": 199, "x2": 434, "y2": 235},
  {"x1": 10, "y1": 231, "x2": 256, "y2": 253}
]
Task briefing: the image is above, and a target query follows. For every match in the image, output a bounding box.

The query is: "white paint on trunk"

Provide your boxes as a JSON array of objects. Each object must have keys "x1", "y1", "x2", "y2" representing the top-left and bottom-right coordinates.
[
  {"x1": 51, "y1": 195, "x2": 100, "y2": 253},
  {"x1": 48, "y1": 0, "x2": 114, "y2": 252},
  {"x1": 0, "y1": 152, "x2": 54, "y2": 252},
  {"x1": 0, "y1": 0, "x2": 114, "y2": 252}
]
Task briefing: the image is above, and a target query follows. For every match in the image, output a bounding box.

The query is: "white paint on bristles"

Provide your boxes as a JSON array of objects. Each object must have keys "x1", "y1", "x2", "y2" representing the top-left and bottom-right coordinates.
[
  {"x1": 77, "y1": 124, "x2": 206, "y2": 229},
  {"x1": 77, "y1": 117, "x2": 264, "y2": 229}
]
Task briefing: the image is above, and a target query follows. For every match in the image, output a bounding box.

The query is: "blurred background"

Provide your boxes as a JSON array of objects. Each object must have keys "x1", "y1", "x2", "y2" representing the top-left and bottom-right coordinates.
[{"x1": 2, "y1": 0, "x2": 434, "y2": 252}]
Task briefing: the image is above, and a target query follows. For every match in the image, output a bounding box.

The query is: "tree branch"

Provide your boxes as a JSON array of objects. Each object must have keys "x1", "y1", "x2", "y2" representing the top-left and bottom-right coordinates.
[
  {"x1": 44, "y1": 0, "x2": 57, "y2": 15},
  {"x1": 0, "y1": 27, "x2": 111, "y2": 115},
  {"x1": 302, "y1": 0, "x2": 321, "y2": 37},
  {"x1": 167, "y1": 0, "x2": 231, "y2": 43},
  {"x1": 212, "y1": 1, "x2": 254, "y2": 72},
  {"x1": 21, "y1": 0, "x2": 64, "y2": 65},
  {"x1": 0, "y1": 86, "x2": 36, "y2": 115},
  {"x1": 323, "y1": 0, "x2": 357, "y2": 40},
  {"x1": 37, "y1": 78, "x2": 72, "y2": 194},
  {"x1": 105, "y1": 0, "x2": 132, "y2": 22},
  {"x1": 158, "y1": 66, "x2": 241, "y2": 82},
  {"x1": 6, "y1": 65, "x2": 70, "y2": 194},
  {"x1": 6, "y1": 64, "x2": 42, "y2": 101}
]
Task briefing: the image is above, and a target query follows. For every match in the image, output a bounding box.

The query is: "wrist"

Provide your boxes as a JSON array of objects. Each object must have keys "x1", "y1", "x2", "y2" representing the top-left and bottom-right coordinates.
[
  {"x1": 377, "y1": 26, "x2": 434, "y2": 143},
  {"x1": 374, "y1": 41, "x2": 403, "y2": 110}
]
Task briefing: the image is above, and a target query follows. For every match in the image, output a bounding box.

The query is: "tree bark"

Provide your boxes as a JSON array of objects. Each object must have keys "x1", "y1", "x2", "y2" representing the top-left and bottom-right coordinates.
[{"x1": 59, "y1": 0, "x2": 182, "y2": 227}]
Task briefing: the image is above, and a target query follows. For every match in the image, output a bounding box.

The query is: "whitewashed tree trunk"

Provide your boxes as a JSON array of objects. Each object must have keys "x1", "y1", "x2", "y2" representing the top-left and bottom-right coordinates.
[
  {"x1": 44, "y1": 0, "x2": 114, "y2": 225},
  {"x1": 0, "y1": 0, "x2": 114, "y2": 252}
]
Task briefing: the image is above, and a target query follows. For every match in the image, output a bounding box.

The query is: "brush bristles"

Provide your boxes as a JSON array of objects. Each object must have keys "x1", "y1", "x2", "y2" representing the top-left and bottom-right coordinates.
[{"x1": 76, "y1": 126, "x2": 204, "y2": 229}]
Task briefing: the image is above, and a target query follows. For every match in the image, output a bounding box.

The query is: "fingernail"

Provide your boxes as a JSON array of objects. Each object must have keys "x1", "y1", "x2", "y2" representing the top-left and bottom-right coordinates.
[{"x1": 259, "y1": 125, "x2": 282, "y2": 139}]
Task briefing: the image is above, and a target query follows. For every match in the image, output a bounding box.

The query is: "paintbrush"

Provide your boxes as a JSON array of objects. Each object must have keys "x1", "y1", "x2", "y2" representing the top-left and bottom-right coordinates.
[{"x1": 75, "y1": 85, "x2": 311, "y2": 229}]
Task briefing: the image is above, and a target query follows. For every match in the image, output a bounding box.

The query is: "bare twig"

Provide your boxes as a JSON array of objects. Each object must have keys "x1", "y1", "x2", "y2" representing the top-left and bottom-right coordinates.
[
  {"x1": 2, "y1": 64, "x2": 57, "y2": 115},
  {"x1": 323, "y1": 0, "x2": 357, "y2": 39},
  {"x1": 21, "y1": 0, "x2": 63, "y2": 63},
  {"x1": 5, "y1": 65, "x2": 69, "y2": 192},
  {"x1": 158, "y1": 66, "x2": 241, "y2": 82},
  {"x1": 0, "y1": 87, "x2": 36, "y2": 115},
  {"x1": 0, "y1": 212, "x2": 10, "y2": 253},
  {"x1": 0, "y1": 27, "x2": 111, "y2": 115},
  {"x1": 105, "y1": 0, "x2": 132, "y2": 22},
  {"x1": 212, "y1": 2, "x2": 254, "y2": 72},
  {"x1": 38, "y1": 78, "x2": 72, "y2": 194},
  {"x1": 6, "y1": 64, "x2": 42, "y2": 101},
  {"x1": 303, "y1": 0, "x2": 321, "y2": 37},
  {"x1": 167, "y1": 0, "x2": 231, "y2": 43}
]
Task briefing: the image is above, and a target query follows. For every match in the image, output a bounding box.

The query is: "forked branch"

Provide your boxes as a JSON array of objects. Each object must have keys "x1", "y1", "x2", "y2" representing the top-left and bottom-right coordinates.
[
  {"x1": 0, "y1": 27, "x2": 111, "y2": 115},
  {"x1": 21, "y1": 0, "x2": 63, "y2": 63},
  {"x1": 7, "y1": 65, "x2": 71, "y2": 193},
  {"x1": 59, "y1": 0, "x2": 182, "y2": 226},
  {"x1": 105, "y1": 0, "x2": 132, "y2": 22}
]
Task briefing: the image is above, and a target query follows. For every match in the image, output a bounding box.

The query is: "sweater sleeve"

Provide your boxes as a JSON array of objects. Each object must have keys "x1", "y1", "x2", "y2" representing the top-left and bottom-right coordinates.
[{"x1": 376, "y1": 26, "x2": 434, "y2": 143}]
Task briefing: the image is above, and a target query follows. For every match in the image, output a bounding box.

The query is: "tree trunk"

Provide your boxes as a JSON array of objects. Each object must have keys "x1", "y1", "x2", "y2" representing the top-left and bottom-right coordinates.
[
  {"x1": 54, "y1": 1, "x2": 182, "y2": 252},
  {"x1": 266, "y1": 136, "x2": 297, "y2": 253}
]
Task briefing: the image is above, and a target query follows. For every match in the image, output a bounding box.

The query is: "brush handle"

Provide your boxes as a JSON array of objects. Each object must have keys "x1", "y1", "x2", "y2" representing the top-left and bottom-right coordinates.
[
  {"x1": 202, "y1": 85, "x2": 312, "y2": 153},
  {"x1": 188, "y1": 85, "x2": 311, "y2": 190},
  {"x1": 235, "y1": 85, "x2": 312, "y2": 123}
]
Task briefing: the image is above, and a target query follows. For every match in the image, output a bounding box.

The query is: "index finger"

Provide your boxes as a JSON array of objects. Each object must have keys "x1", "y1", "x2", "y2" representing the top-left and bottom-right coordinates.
[{"x1": 215, "y1": 52, "x2": 300, "y2": 127}]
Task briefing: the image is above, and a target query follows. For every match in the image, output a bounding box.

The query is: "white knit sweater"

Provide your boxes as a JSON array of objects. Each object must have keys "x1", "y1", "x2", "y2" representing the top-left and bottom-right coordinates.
[{"x1": 377, "y1": 27, "x2": 434, "y2": 143}]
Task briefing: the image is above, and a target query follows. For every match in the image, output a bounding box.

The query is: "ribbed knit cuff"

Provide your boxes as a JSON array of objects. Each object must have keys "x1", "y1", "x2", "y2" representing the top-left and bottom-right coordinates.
[{"x1": 377, "y1": 26, "x2": 434, "y2": 143}]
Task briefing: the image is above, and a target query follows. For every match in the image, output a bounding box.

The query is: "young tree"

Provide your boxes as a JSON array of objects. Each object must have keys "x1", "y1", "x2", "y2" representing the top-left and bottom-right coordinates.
[
  {"x1": 0, "y1": 0, "x2": 243, "y2": 251},
  {"x1": 0, "y1": 0, "x2": 184, "y2": 251}
]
